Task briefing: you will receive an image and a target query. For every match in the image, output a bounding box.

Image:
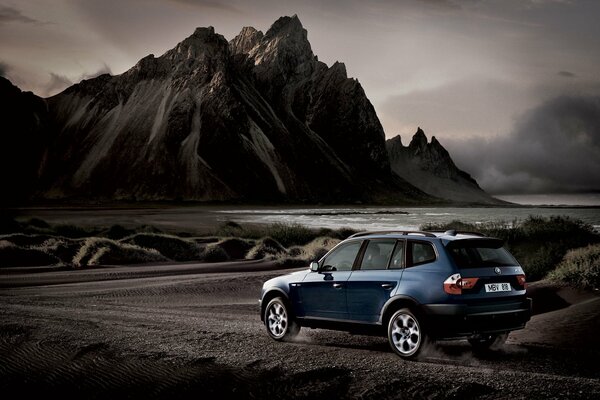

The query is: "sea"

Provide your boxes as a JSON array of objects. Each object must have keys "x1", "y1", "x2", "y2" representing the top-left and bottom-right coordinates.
[
  {"x1": 14, "y1": 194, "x2": 600, "y2": 234},
  {"x1": 216, "y1": 194, "x2": 600, "y2": 232}
]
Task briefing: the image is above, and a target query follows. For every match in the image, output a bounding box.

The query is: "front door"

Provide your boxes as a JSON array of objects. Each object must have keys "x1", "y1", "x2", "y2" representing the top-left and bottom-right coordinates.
[{"x1": 298, "y1": 240, "x2": 363, "y2": 320}]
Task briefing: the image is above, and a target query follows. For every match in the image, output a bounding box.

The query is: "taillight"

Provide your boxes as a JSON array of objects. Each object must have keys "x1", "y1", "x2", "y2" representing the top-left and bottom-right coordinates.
[
  {"x1": 443, "y1": 273, "x2": 479, "y2": 295},
  {"x1": 516, "y1": 274, "x2": 527, "y2": 289}
]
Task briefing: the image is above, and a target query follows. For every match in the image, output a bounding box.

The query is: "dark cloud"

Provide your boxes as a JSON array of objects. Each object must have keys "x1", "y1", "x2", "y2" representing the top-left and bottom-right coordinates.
[
  {"x1": 43, "y1": 73, "x2": 72, "y2": 97},
  {"x1": 445, "y1": 95, "x2": 600, "y2": 194},
  {"x1": 0, "y1": 5, "x2": 38, "y2": 25},
  {"x1": 558, "y1": 70, "x2": 576, "y2": 78}
]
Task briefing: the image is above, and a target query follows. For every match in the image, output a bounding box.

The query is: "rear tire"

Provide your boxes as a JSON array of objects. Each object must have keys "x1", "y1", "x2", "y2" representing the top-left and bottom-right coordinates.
[
  {"x1": 264, "y1": 297, "x2": 300, "y2": 341},
  {"x1": 468, "y1": 333, "x2": 508, "y2": 352},
  {"x1": 387, "y1": 308, "x2": 427, "y2": 359}
]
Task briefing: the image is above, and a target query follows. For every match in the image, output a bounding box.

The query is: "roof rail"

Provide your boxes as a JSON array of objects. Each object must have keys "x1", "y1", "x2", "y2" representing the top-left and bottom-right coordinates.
[
  {"x1": 428, "y1": 230, "x2": 486, "y2": 237},
  {"x1": 348, "y1": 230, "x2": 437, "y2": 238}
]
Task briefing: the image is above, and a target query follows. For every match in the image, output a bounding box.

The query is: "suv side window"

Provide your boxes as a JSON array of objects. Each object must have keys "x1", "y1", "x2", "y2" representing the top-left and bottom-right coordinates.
[
  {"x1": 389, "y1": 240, "x2": 405, "y2": 269},
  {"x1": 409, "y1": 241, "x2": 436, "y2": 266},
  {"x1": 321, "y1": 241, "x2": 362, "y2": 271},
  {"x1": 360, "y1": 239, "x2": 396, "y2": 270}
]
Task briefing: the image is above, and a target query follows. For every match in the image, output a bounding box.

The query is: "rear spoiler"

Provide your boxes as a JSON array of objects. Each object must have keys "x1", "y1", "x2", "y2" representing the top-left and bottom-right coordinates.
[{"x1": 445, "y1": 237, "x2": 504, "y2": 249}]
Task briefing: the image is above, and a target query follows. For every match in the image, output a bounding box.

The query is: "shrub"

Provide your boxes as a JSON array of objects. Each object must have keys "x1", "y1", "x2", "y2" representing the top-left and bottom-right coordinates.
[
  {"x1": 263, "y1": 223, "x2": 316, "y2": 247},
  {"x1": 121, "y1": 233, "x2": 200, "y2": 261},
  {"x1": 548, "y1": 244, "x2": 600, "y2": 290},
  {"x1": 73, "y1": 237, "x2": 167, "y2": 267},
  {"x1": 317, "y1": 227, "x2": 357, "y2": 240},
  {"x1": 212, "y1": 221, "x2": 356, "y2": 247},
  {"x1": 421, "y1": 216, "x2": 598, "y2": 281},
  {"x1": 286, "y1": 237, "x2": 341, "y2": 262}
]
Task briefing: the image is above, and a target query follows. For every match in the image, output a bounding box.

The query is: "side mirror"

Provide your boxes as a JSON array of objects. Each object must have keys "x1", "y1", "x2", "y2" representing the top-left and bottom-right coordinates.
[{"x1": 310, "y1": 261, "x2": 319, "y2": 272}]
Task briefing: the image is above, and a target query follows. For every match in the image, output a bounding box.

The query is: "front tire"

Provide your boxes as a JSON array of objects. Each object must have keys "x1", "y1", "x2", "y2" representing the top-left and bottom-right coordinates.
[
  {"x1": 264, "y1": 297, "x2": 299, "y2": 341},
  {"x1": 388, "y1": 308, "x2": 426, "y2": 359}
]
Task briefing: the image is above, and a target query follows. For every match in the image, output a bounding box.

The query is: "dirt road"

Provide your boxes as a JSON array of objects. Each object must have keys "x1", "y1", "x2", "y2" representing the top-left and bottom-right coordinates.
[{"x1": 1, "y1": 262, "x2": 599, "y2": 399}]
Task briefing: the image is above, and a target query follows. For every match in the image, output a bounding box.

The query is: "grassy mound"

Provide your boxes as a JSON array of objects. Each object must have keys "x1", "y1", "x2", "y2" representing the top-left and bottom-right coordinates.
[
  {"x1": 0, "y1": 233, "x2": 59, "y2": 247},
  {"x1": 548, "y1": 244, "x2": 600, "y2": 290},
  {"x1": 212, "y1": 238, "x2": 255, "y2": 260},
  {"x1": 35, "y1": 237, "x2": 82, "y2": 264},
  {"x1": 73, "y1": 238, "x2": 167, "y2": 267},
  {"x1": 0, "y1": 240, "x2": 60, "y2": 267},
  {"x1": 199, "y1": 244, "x2": 230, "y2": 262},
  {"x1": 246, "y1": 237, "x2": 287, "y2": 260},
  {"x1": 121, "y1": 233, "x2": 201, "y2": 261},
  {"x1": 422, "y1": 216, "x2": 598, "y2": 281}
]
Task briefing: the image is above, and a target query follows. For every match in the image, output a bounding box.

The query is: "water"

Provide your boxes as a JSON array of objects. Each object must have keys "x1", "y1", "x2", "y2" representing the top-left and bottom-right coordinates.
[
  {"x1": 14, "y1": 204, "x2": 600, "y2": 234},
  {"x1": 216, "y1": 206, "x2": 600, "y2": 232},
  {"x1": 494, "y1": 193, "x2": 600, "y2": 206}
]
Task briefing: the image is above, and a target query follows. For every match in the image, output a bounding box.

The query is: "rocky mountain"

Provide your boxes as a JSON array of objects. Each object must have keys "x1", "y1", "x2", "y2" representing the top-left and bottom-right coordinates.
[
  {"x1": 0, "y1": 77, "x2": 49, "y2": 204},
  {"x1": 34, "y1": 15, "x2": 430, "y2": 204},
  {"x1": 386, "y1": 128, "x2": 503, "y2": 204}
]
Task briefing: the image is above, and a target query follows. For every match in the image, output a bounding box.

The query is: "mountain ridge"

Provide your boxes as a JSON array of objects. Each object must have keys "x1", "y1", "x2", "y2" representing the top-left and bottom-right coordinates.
[
  {"x1": 1, "y1": 16, "x2": 497, "y2": 206},
  {"x1": 386, "y1": 128, "x2": 503, "y2": 204}
]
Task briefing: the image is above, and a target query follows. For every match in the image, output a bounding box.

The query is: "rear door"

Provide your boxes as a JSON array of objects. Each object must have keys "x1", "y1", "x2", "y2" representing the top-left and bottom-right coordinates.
[{"x1": 346, "y1": 239, "x2": 403, "y2": 323}]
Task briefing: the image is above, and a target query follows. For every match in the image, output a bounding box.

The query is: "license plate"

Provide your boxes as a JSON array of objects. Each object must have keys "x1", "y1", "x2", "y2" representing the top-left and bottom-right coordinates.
[{"x1": 485, "y1": 282, "x2": 511, "y2": 292}]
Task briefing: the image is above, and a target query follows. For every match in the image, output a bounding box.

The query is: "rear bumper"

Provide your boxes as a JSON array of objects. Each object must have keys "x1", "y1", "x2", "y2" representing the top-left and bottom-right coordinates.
[{"x1": 421, "y1": 297, "x2": 532, "y2": 339}]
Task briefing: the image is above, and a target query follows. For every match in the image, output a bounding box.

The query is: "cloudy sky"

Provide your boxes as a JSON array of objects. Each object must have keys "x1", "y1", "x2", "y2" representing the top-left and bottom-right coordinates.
[{"x1": 1, "y1": 0, "x2": 599, "y2": 194}]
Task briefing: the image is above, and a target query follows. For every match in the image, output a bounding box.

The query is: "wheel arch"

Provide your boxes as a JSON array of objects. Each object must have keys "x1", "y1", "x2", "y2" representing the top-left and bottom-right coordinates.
[
  {"x1": 260, "y1": 288, "x2": 289, "y2": 322},
  {"x1": 379, "y1": 295, "x2": 421, "y2": 327}
]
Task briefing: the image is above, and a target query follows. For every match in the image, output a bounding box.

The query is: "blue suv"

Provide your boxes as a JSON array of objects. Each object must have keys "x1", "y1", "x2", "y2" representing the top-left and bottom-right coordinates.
[{"x1": 260, "y1": 230, "x2": 532, "y2": 359}]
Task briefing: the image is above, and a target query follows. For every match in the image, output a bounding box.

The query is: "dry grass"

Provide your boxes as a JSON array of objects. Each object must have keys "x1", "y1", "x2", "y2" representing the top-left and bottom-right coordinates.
[
  {"x1": 73, "y1": 238, "x2": 167, "y2": 267},
  {"x1": 121, "y1": 233, "x2": 201, "y2": 261},
  {"x1": 547, "y1": 244, "x2": 600, "y2": 290}
]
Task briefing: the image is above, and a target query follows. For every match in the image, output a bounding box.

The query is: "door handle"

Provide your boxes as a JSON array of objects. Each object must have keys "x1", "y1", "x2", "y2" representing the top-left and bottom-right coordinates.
[
  {"x1": 381, "y1": 283, "x2": 394, "y2": 290},
  {"x1": 333, "y1": 283, "x2": 343, "y2": 289}
]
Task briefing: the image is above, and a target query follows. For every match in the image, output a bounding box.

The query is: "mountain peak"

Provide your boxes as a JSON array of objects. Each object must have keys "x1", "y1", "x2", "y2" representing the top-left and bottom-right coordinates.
[
  {"x1": 249, "y1": 15, "x2": 314, "y2": 81},
  {"x1": 163, "y1": 25, "x2": 229, "y2": 65},
  {"x1": 265, "y1": 15, "x2": 304, "y2": 38},
  {"x1": 230, "y1": 26, "x2": 264, "y2": 55},
  {"x1": 262, "y1": 15, "x2": 311, "y2": 54},
  {"x1": 193, "y1": 26, "x2": 215, "y2": 37},
  {"x1": 409, "y1": 127, "x2": 428, "y2": 149}
]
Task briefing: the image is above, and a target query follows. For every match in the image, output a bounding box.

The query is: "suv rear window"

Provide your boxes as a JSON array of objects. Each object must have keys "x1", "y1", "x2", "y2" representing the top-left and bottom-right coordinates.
[{"x1": 447, "y1": 239, "x2": 518, "y2": 268}]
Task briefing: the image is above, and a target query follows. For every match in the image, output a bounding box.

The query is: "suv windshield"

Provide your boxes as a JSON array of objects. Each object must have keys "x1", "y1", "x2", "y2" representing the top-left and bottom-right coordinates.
[{"x1": 447, "y1": 239, "x2": 518, "y2": 268}]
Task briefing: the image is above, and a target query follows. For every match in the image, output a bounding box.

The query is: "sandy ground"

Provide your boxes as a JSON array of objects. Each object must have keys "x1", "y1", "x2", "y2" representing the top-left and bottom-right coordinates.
[{"x1": 1, "y1": 262, "x2": 599, "y2": 399}]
